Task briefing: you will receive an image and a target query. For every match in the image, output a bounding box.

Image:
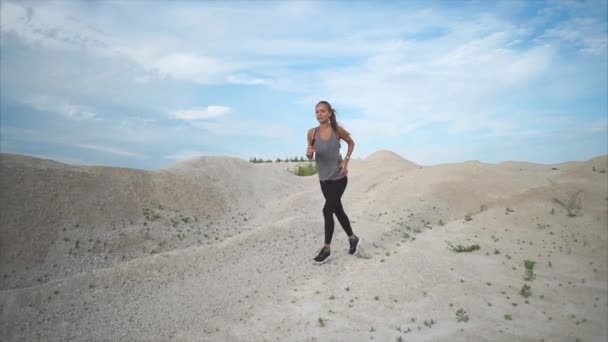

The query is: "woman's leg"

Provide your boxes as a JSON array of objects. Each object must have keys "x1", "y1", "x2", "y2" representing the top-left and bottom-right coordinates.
[
  {"x1": 333, "y1": 177, "x2": 354, "y2": 237},
  {"x1": 315, "y1": 177, "x2": 358, "y2": 262},
  {"x1": 320, "y1": 180, "x2": 335, "y2": 246},
  {"x1": 320, "y1": 177, "x2": 354, "y2": 245}
]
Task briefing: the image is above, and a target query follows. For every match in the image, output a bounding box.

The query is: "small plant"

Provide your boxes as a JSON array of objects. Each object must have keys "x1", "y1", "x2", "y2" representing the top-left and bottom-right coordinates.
[
  {"x1": 318, "y1": 317, "x2": 326, "y2": 327},
  {"x1": 329, "y1": 295, "x2": 335, "y2": 300},
  {"x1": 552, "y1": 191, "x2": 582, "y2": 217},
  {"x1": 504, "y1": 314, "x2": 512, "y2": 320},
  {"x1": 536, "y1": 223, "x2": 550, "y2": 230},
  {"x1": 143, "y1": 208, "x2": 161, "y2": 221},
  {"x1": 447, "y1": 241, "x2": 480, "y2": 253},
  {"x1": 494, "y1": 249, "x2": 500, "y2": 255},
  {"x1": 292, "y1": 162, "x2": 318, "y2": 176},
  {"x1": 464, "y1": 214, "x2": 472, "y2": 222},
  {"x1": 524, "y1": 259, "x2": 536, "y2": 281},
  {"x1": 520, "y1": 284, "x2": 532, "y2": 298},
  {"x1": 456, "y1": 308, "x2": 469, "y2": 322},
  {"x1": 374, "y1": 295, "x2": 380, "y2": 301},
  {"x1": 524, "y1": 259, "x2": 535, "y2": 269},
  {"x1": 397, "y1": 336, "x2": 403, "y2": 342}
]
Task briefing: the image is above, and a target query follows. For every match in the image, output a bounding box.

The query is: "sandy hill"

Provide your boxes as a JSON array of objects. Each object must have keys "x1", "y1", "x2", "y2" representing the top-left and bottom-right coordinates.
[
  {"x1": 363, "y1": 149, "x2": 420, "y2": 168},
  {"x1": 0, "y1": 153, "x2": 305, "y2": 290},
  {"x1": 1, "y1": 152, "x2": 606, "y2": 341},
  {"x1": 162, "y1": 155, "x2": 306, "y2": 211}
]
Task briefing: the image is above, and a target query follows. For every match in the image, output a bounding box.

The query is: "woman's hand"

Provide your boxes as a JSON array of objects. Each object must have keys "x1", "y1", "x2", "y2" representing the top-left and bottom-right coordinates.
[
  {"x1": 306, "y1": 145, "x2": 314, "y2": 160},
  {"x1": 339, "y1": 159, "x2": 349, "y2": 176}
]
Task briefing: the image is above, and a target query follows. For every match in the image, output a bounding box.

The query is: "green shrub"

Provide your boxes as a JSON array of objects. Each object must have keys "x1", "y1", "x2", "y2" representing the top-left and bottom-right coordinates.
[{"x1": 292, "y1": 162, "x2": 317, "y2": 176}]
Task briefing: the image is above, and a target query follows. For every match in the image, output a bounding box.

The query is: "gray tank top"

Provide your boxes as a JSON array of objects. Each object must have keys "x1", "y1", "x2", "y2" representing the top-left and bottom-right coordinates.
[{"x1": 313, "y1": 126, "x2": 344, "y2": 181}]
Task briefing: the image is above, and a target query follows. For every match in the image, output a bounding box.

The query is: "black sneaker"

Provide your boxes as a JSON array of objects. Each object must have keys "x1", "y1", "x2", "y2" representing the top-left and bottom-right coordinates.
[
  {"x1": 313, "y1": 247, "x2": 331, "y2": 264},
  {"x1": 349, "y1": 235, "x2": 359, "y2": 255}
]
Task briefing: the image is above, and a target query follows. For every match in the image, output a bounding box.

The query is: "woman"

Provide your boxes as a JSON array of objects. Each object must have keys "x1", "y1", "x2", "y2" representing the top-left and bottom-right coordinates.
[{"x1": 306, "y1": 100, "x2": 359, "y2": 264}]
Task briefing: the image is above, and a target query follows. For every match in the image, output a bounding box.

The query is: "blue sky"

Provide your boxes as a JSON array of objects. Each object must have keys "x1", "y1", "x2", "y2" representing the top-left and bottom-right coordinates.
[{"x1": 1, "y1": 0, "x2": 606, "y2": 169}]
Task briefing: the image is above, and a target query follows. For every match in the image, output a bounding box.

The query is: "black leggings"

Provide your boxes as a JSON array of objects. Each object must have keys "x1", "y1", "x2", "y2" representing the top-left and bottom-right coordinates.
[{"x1": 320, "y1": 176, "x2": 354, "y2": 244}]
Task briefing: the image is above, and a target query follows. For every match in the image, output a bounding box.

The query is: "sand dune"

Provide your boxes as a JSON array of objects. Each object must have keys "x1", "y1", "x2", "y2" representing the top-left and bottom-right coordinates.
[
  {"x1": 1, "y1": 152, "x2": 606, "y2": 341},
  {"x1": 362, "y1": 149, "x2": 420, "y2": 169}
]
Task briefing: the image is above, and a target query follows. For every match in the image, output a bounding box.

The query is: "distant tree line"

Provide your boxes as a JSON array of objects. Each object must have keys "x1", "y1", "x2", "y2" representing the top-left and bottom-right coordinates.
[{"x1": 249, "y1": 156, "x2": 314, "y2": 163}]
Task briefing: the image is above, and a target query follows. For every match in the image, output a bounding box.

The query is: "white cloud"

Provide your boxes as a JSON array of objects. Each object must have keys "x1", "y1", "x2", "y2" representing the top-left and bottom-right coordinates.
[
  {"x1": 76, "y1": 143, "x2": 145, "y2": 158},
  {"x1": 170, "y1": 106, "x2": 231, "y2": 121},
  {"x1": 149, "y1": 53, "x2": 239, "y2": 84},
  {"x1": 0, "y1": 2, "x2": 255, "y2": 86},
  {"x1": 227, "y1": 74, "x2": 270, "y2": 85},
  {"x1": 542, "y1": 17, "x2": 607, "y2": 56},
  {"x1": 62, "y1": 105, "x2": 97, "y2": 120},
  {"x1": 502, "y1": 45, "x2": 553, "y2": 85},
  {"x1": 163, "y1": 150, "x2": 224, "y2": 161},
  {"x1": 590, "y1": 118, "x2": 608, "y2": 133},
  {"x1": 310, "y1": 21, "x2": 557, "y2": 144},
  {"x1": 0, "y1": 2, "x2": 110, "y2": 52},
  {"x1": 189, "y1": 118, "x2": 296, "y2": 139},
  {"x1": 23, "y1": 95, "x2": 99, "y2": 120}
]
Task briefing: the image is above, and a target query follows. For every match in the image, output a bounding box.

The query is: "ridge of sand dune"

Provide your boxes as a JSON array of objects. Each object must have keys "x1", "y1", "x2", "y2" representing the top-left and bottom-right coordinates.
[
  {"x1": 363, "y1": 150, "x2": 420, "y2": 168},
  {"x1": 162, "y1": 155, "x2": 308, "y2": 210},
  {"x1": 349, "y1": 154, "x2": 608, "y2": 225},
  {"x1": 0, "y1": 152, "x2": 86, "y2": 170},
  {"x1": 348, "y1": 150, "x2": 421, "y2": 188},
  {"x1": 1, "y1": 151, "x2": 606, "y2": 341}
]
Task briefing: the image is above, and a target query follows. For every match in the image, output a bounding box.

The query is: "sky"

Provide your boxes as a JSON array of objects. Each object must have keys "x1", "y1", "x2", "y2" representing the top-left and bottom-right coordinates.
[{"x1": 1, "y1": 0, "x2": 606, "y2": 169}]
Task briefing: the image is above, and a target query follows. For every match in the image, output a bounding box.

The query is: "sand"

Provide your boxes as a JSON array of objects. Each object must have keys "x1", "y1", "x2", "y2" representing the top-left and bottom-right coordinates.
[{"x1": 1, "y1": 150, "x2": 606, "y2": 341}]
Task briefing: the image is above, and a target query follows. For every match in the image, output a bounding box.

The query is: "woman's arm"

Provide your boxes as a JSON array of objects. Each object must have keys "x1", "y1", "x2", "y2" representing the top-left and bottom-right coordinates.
[
  {"x1": 306, "y1": 128, "x2": 315, "y2": 160},
  {"x1": 337, "y1": 126, "x2": 355, "y2": 161}
]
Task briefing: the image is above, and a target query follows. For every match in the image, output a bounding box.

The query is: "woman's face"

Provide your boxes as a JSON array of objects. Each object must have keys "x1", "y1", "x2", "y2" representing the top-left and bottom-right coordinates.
[{"x1": 315, "y1": 104, "x2": 331, "y2": 123}]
